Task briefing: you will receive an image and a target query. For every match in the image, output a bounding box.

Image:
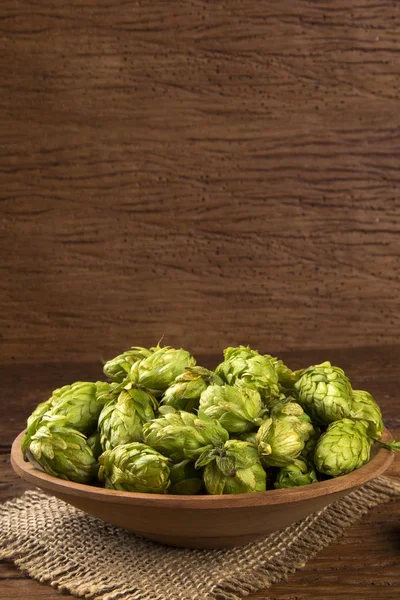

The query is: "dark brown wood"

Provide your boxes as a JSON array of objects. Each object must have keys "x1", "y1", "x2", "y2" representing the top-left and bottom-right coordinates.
[
  {"x1": 1, "y1": 349, "x2": 400, "y2": 597},
  {"x1": 1, "y1": 1, "x2": 400, "y2": 363}
]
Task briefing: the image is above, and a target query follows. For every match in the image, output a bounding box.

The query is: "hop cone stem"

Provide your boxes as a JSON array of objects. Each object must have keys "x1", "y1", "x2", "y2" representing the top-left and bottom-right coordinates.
[{"x1": 373, "y1": 439, "x2": 400, "y2": 451}]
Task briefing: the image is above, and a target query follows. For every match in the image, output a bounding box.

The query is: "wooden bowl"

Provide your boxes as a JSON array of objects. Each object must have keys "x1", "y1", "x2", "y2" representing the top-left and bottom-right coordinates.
[{"x1": 11, "y1": 429, "x2": 394, "y2": 549}]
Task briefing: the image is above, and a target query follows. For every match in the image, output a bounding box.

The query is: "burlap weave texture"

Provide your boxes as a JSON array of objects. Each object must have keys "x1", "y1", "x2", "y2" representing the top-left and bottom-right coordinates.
[{"x1": 1, "y1": 476, "x2": 400, "y2": 600}]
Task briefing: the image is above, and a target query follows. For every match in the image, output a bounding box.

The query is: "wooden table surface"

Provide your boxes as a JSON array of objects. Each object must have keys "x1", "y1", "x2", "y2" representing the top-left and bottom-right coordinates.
[{"x1": 1, "y1": 347, "x2": 399, "y2": 599}]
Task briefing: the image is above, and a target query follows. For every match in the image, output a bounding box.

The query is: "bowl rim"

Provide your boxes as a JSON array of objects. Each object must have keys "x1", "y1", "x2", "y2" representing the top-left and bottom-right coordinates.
[{"x1": 11, "y1": 429, "x2": 394, "y2": 509}]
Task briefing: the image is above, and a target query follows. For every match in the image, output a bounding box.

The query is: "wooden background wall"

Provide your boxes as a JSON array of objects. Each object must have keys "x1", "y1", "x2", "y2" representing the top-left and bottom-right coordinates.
[{"x1": 1, "y1": 1, "x2": 400, "y2": 364}]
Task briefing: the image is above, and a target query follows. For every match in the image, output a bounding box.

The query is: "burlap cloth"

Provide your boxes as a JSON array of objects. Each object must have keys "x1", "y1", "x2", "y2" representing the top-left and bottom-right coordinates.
[{"x1": 1, "y1": 476, "x2": 400, "y2": 600}]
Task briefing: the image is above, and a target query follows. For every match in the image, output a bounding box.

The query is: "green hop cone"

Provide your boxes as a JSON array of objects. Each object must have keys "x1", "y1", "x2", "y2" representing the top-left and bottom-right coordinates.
[
  {"x1": 314, "y1": 418, "x2": 372, "y2": 477},
  {"x1": 86, "y1": 431, "x2": 103, "y2": 460},
  {"x1": 98, "y1": 384, "x2": 158, "y2": 451},
  {"x1": 142, "y1": 410, "x2": 229, "y2": 462},
  {"x1": 271, "y1": 401, "x2": 315, "y2": 441},
  {"x1": 103, "y1": 346, "x2": 153, "y2": 382},
  {"x1": 233, "y1": 430, "x2": 258, "y2": 446},
  {"x1": 96, "y1": 380, "x2": 116, "y2": 400},
  {"x1": 294, "y1": 362, "x2": 353, "y2": 426},
  {"x1": 196, "y1": 439, "x2": 266, "y2": 495},
  {"x1": 98, "y1": 442, "x2": 170, "y2": 493},
  {"x1": 21, "y1": 381, "x2": 111, "y2": 456},
  {"x1": 256, "y1": 417, "x2": 309, "y2": 467},
  {"x1": 300, "y1": 426, "x2": 322, "y2": 459},
  {"x1": 157, "y1": 405, "x2": 178, "y2": 416},
  {"x1": 215, "y1": 346, "x2": 280, "y2": 408},
  {"x1": 169, "y1": 459, "x2": 203, "y2": 495},
  {"x1": 161, "y1": 366, "x2": 223, "y2": 413},
  {"x1": 199, "y1": 382, "x2": 264, "y2": 433},
  {"x1": 49, "y1": 381, "x2": 112, "y2": 434},
  {"x1": 27, "y1": 416, "x2": 97, "y2": 484},
  {"x1": 264, "y1": 354, "x2": 302, "y2": 390},
  {"x1": 274, "y1": 457, "x2": 318, "y2": 489},
  {"x1": 130, "y1": 346, "x2": 196, "y2": 396},
  {"x1": 21, "y1": 398, "x2": 53, "y2": 457},
  {"x1": 350, "y1": 390, "x2": 384, "y2": 439}
]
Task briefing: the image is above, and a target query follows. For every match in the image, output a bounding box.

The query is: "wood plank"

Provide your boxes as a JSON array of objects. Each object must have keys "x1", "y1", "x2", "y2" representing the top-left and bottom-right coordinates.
[{"x1": 1, "y1": 1, "x2": 400, "y2": 362}]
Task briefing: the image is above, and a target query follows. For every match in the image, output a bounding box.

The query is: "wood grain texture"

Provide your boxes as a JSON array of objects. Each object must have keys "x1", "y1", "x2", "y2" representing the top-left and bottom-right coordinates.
[
  {"x1": 1, "y1": 1, "x2": 400, "y2": 363},
  {"x1": 0, "y1": 347, "x2": 399, "y2": 598}
]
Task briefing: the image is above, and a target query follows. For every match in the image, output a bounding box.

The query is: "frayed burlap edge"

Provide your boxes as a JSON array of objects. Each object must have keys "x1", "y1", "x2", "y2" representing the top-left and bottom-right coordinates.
[{"x1": 1, "y1": 475, "x2": 400, "y2": 600}]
